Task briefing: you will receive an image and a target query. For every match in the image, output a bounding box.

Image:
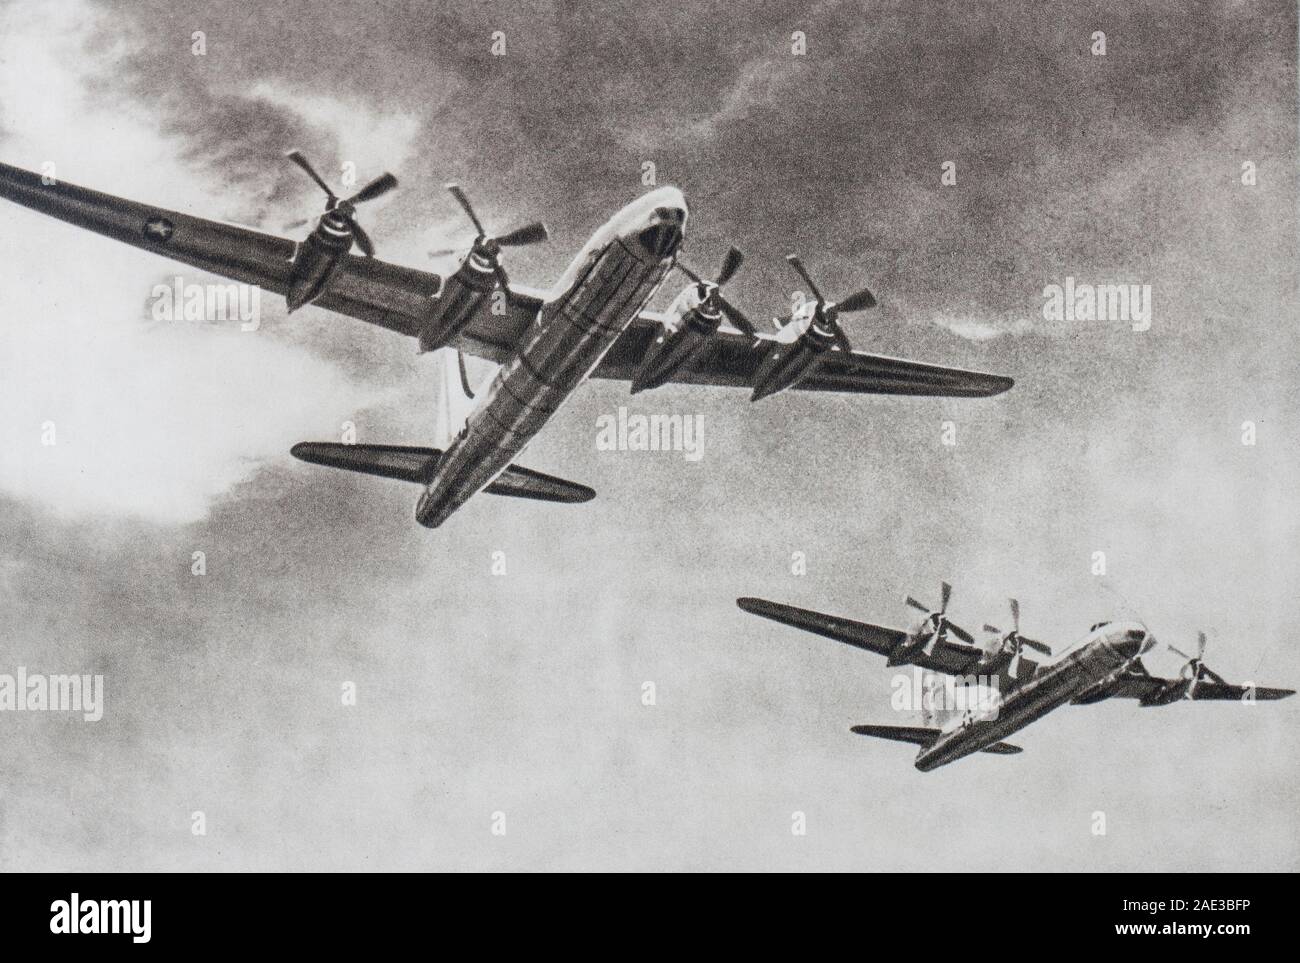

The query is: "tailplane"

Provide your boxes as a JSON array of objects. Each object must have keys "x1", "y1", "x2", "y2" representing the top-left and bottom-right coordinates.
[
  {"x1": 290, "y1": 442, "x2": 594, "y2": 503},
  {"x1": 291, "y1": 347, "x2": 594, "y2": 505},
  {"x1": 849, "y1": 724, "x2": 1021, "y2": 756}
]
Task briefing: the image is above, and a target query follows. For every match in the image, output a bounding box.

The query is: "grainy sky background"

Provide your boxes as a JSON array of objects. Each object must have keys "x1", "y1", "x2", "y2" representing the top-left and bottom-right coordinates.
[{"x1": 0, "y1": 0, "x2": 1296, "y2": 870}]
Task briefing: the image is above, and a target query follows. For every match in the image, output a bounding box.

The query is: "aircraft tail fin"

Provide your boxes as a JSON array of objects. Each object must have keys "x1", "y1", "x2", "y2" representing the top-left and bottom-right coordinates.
[
  {"x1": 849, "y1": 724, "x2": 1021, "y2": 756},
  {"x1": 434, "y1": 347, "x2": 485, "y2": 448},
  {"x1": 290, "y1": 442, "x2": 594, "y2": 503}
]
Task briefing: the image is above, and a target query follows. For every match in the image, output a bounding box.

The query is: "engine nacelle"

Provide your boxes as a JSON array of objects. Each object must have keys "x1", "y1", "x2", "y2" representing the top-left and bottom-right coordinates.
[
  {"x1": 286, "y1": 217, "x2": 354, "y2": 312},
  {"x1": 750, "y1": 302, "x2": 837, "y2": 401},
  {"x1": 630, "y1": 285, "x2": 723, "y2": 394},
  {"x1": 415, "y1": 253, "x2": 498, "y2": 353},
  {"x1": 1138, "y1": 680, "x2": 1186, "y2": 707}
]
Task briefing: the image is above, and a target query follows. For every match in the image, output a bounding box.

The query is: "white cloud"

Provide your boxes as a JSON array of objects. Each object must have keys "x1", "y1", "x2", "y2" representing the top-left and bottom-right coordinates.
[
  {"x1": 246, "y1": 82, "x2": 422, "y2": 184},
  {"x1": 932, "y1": 315, "x2": 1031, "y2": 341},
  {"x1": 0, "y1": 0, "x2": 403, "y2": 525}
]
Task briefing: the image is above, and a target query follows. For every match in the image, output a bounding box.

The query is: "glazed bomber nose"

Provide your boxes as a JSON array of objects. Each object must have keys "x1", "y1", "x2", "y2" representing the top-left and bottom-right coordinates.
[{"x1": 636, "y1": 206, "x2": 685, "y2": 256}]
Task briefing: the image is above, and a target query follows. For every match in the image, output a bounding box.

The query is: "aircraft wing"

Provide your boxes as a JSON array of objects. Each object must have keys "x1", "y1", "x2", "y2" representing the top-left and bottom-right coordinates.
[
  {"x1": 0, "y1": 161, "x2": 543, "y2": 361},
  {"x1": 1075, "y1": 668, "x2": 1294, "y2": 705},
  {"x1": 1183, "y1": 681, "x2": 1295, "y2": 701},
  {"x1": 737, "y1": 597, "x2": 986, "y2": 675},
  {"x1": 593, "y1": 316, "x2": 1014, "y2": 397},
  {"x1": 850, "y1": 724, "x2": 1022, "y2": 755}
]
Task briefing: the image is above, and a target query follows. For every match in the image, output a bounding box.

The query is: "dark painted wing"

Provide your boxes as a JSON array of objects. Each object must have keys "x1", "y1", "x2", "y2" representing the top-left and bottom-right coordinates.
[
  {"x1": 0, "y1": 161, "x2": 541, "y2": 360},
  {"x1": 1184, "y1": 682, "x2": 1295, "y2": 701},
  {"x1": 1075, "y1": 670, "x2": 1294, "y2": 705},
  {"x1": 595, "y1": 316, "x2": 1014, "y2": 397},
  {"x1": 1073, "y1": 671, "x2": 1164, "y2": 704},
  {"x1": 737, "y1": 597, "x2": 986, "y2": 675},
  {"x1": 849, "y1": 724, "x2": 938, "y2": 746},
  {"x1": 850, "y1": 724, "x2": 1021, "y2": 755}
]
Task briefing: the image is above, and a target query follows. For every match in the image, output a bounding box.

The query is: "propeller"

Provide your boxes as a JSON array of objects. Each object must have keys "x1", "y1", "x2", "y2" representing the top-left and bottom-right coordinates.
[
  {"x1": 906, "y1": 580, "x2": 954, "y2": 639},
  {"x1": 429, "y1": 183, "x2": 548, "y2": 287},
  {"x1": 286, "y1": 150, "x2": 397, "y2": 257},
  {"x1": 783, "y1": 254, "x2": 876, "y2": 355},
  {"x1": 1170, "y1": 631, "x2": 1225, "y2": 697},
  {"x1": 983, "y1": 598, "x2": 1053, "y2": 658},
  {"x1": 674, "y1": 246, "x2": 756, "y2": 336},
  {"x1": 905, "y1": 581, "x2": 969, "y2": 652},
  {"x1": 906, "y1": 579, "x2": 952, "y2": 622}
]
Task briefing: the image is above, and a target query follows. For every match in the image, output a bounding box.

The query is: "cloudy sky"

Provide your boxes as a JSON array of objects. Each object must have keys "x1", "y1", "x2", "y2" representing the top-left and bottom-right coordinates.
[{"x1": 0, "y1": 0, "x2": 1296, "y2": 871}]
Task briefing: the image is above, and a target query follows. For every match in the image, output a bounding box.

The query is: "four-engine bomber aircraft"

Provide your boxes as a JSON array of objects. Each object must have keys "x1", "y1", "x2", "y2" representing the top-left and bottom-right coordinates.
[
  {"x1": 0, "y1": 156, "x2": 1012, "y2": 528},
  {"x1": 737, "y1": 588, "x2": 1294, "y2": 771}
]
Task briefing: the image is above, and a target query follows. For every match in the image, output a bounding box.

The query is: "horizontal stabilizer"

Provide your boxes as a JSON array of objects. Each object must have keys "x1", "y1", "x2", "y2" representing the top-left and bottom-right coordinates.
[
  {"x1": 850, "y1": 724, "x2": 939, "y2": 747},
  {"x1": 291, "y1": 442, "x2": 440, "y2": 483},
  {"x1": 850, "y1": 724, "x2": 1021, "y2": 755},
  {"x1": 485, "y1": 464, "x2": 595, "y2": 504},
  {"x1": 979, "y1": 741, "x2": 1023, "y2": 755},
  {"x1": 290, "y1": 442, "x2": 594, "y2": 504}
]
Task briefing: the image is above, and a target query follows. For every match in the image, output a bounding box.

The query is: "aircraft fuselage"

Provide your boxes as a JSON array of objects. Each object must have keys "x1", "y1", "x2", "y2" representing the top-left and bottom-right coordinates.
[
  {"x1": 915, "y1": 621, "x2": 1155, "y2": 771},
  {"x1": 415, "y1": 187, "x2": 687, "y2": 528}
]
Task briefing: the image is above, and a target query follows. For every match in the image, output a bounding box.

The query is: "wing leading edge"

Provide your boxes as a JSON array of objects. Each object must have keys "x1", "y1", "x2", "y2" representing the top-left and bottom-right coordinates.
[
  {"x1": 596, "y1": 316, "x2": 1014, "y2": 397},
  {"x1": 736, "y1": 596, "x2": 986, "y2": 675},
  {"x1": 1076, "y1": 669, "x2": 1295, "y2": 705},
  {"x1": 0, "y1": 161, "x2": 1015, "y2": 396},
  {"x1": 849, "y1": 724, "x2": 1022, "y2": 755},
  {"x1": 0, "y1": 161, "x2": 542, "y2": 359}
]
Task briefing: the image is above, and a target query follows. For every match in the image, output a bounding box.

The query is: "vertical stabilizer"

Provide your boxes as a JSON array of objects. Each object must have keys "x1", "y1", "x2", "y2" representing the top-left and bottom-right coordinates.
[{"x1": 434, "y1": 348, "x2": 483, "y2": 448}]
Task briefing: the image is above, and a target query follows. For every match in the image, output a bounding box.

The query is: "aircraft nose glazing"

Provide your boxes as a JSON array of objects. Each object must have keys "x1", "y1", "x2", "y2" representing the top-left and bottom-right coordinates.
[{"x1": 636, "y1": 206, "x2": 685, "y2": 257}]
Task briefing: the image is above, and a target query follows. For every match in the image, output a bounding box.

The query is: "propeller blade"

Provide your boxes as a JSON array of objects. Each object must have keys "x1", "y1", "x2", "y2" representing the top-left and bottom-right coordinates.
[
  {"x1": 347, "y1": 172, "x2": 398, "y2": 205},
  {"x1": 715, "y1": 246, "x2": 744, "y2": 287},
  {"x1": 939, "y1": 581, "x2": 952, "y2": 615},
  {"x1": 983, "y1": 624, "x2": 1002, "y2": 635},
  {"x1": 284, "y1": 218, "x2": 310, "y2": 230},
  {"x1": 1021, "y1": 637, "x2": 1052, "y2": 656},
  {"x1": 495, "y1": 221, "x2": 549, "y2": 247},
  {"x1": 427, "y1": 247, "x2": 461, "y2": 258},
  {"x1": 905, "y1": 596, "x2": 929, "y2": 614},
  {"x1": 286, "y1": 150, "x2": 336, "y2": 201},
  {"x1": 836, "y1": 286, "x2": 877, "y2": 312},
  {"x1": 784, "y1": 254, "x2": 824, "y2": 303},
  {"x1": 718, "y1": 297, "x2": 757, "y2": 336},
  {"x1": 1196, "y1": 631, "x2": 1207, "y2": 659},
  {"x1": 1010, "y1": 598, "x2": 1021, "y2": 634},
  {"x1": 828, "y1": 319, "x2": 854, "y2": 355},
  {"x1": 350, "y1": 219, "x2": 375, "y2": 258},
  {"x1": 457, "y1": 349, "x2": 475, "y2": 399},
  {"x1": 675, "y1": 261, "x2": 705, "y2": 287},
  {"x1": 1169, "y1": 645, "x2": 1194, "y2": 661},
  {"x1": 445, "y1": 183, "x2": 487, "y2": 237}
]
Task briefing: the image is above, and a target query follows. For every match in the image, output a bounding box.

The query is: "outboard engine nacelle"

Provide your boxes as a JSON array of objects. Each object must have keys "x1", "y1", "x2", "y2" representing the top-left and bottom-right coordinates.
[
  {"x1": 283, "y1": 150, "x2": 398, "y2": 312},
  {"x1": 750, "y1": 307, "x2": 836, "y2": 401},
  {"x1": 751, "y1": 253, "x2": 876, "y2": 402},
  {"x1": 287, "y1": 213, "x2": 355, "y2": 312}
]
